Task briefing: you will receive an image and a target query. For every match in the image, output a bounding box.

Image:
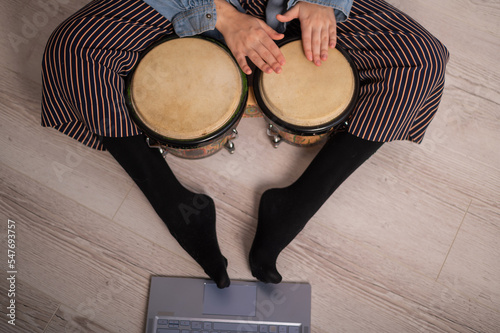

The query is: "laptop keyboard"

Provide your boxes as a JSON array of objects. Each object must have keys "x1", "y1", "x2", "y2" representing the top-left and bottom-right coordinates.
[{"x1": 154, "y1": 317, "x2": 303, "y2": 333}]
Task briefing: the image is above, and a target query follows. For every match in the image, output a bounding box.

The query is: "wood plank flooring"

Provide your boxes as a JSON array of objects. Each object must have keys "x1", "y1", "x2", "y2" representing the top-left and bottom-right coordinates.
[{"x1": 1, "y1": 0, "x2": 499, "y2": 332}]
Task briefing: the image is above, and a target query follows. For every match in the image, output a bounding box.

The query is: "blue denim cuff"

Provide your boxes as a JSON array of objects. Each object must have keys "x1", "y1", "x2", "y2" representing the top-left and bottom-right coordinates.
[{"x1": 172, "y1": 2, "x2": 217, "y2": 37}]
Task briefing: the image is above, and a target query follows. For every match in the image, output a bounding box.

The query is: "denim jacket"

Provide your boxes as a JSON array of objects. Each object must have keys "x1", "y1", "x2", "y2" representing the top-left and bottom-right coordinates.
[{"x1": 143, "y1": 0, "x2": 353, "y2": 38}]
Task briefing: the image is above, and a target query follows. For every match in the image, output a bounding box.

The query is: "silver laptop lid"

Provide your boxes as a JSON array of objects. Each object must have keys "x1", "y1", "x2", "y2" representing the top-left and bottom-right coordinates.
[{"x1": 145, "y1": 277, "x2": 311, "y2": 333}]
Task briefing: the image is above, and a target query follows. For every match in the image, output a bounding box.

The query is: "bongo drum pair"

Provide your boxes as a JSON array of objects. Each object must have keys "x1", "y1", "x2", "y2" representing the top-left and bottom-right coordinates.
[{"x1": 125, "y1": 36, "x2": 359, "y2": 159}]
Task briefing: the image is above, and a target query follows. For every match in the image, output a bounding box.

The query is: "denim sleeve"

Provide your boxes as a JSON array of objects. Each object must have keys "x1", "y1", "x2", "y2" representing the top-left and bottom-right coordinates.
[
  {"x1": 143, "y1": 0, "x2": 217, "y2": 37},
  {"x1": 143, "y1": 0, "x2": 246, "y2": 37},
  {"x1": 286, "y1": 0, "x2": 354, "y2": 22}
]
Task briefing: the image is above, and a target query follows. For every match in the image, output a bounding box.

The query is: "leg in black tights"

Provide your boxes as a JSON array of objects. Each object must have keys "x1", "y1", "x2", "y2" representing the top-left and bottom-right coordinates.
[
  {"x1": 101, "y1": 135, "x2": 230, "y2": 288},
  {"x1": 250, "y1": 131, "x2": 384, "y2": 283}
]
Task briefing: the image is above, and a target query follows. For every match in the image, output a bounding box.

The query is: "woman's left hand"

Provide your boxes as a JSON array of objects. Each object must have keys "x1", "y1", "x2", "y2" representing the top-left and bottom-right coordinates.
[{"x1": 277, "y1": 1, "x2": 337, "y2": 66}]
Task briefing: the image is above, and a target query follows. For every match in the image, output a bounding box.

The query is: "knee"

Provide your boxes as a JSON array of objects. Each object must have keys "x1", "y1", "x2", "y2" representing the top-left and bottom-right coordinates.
[
  {"x1": 42, "y1": 16, "x2": 87, "y2": 69},
  {"x1": 413, "y1": 33, "x2": 450, "y2": 86},
  {"x1": 42, "y1": 23, "x2": 72, "y2": 71}
]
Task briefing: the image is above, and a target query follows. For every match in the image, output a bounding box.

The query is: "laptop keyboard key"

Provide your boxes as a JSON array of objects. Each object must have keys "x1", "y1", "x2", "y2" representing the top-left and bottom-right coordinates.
[
  {"x1": 213, "y1": 322, "x2": 258, "y2": 331},
  {"x1": 156, "y1": 317, "x2": 302, "y2": 333}
]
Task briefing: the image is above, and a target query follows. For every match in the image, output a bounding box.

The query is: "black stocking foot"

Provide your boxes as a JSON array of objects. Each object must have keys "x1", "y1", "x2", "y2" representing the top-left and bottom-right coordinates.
[
  {"x1": 249, "y1": 186, "x2": 315, "y2": 284},
  {"x1": 250, "y1": 132, "x2": 384, "y2": 283},
  {"x1": 101, "y1": 135, "x2": 230, "y2": 288}
]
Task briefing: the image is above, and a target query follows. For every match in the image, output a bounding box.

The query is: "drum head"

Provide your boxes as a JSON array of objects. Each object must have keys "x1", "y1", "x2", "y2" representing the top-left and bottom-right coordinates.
[
  {"x1": 257, "y1": 39, "x2": 357, "y2": 132},
  {"x1": 128, "y1": 37, "x2": 245, "y2": 142}
]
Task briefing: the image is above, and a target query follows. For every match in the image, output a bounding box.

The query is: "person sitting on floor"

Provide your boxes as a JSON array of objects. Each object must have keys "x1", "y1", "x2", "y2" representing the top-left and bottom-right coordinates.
[{"x1": 41, "y1": 0, "x2": 449, "y2": 288}]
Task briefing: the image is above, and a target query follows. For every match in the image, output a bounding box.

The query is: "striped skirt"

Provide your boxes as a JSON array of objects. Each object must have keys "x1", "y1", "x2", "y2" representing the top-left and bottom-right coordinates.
[{"x1": 41, "y1": 0, "x2": 449, "y2": 150}]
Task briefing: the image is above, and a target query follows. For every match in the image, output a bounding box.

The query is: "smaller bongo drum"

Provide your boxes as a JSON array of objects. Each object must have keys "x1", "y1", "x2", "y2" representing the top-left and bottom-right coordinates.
[
  {"x1": 125, "y1": 36, "x2": 247, "y2": 159},
  {"x1": 253, "y1": 37, "x2": 359, "y2": 147}
]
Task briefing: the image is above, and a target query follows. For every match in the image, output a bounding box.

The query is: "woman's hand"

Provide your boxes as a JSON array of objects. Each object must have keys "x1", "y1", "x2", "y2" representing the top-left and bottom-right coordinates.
[
  {"x1": 215, "y1": 0, "x2": 285, "y2": 75},
  {"x1": 277, "y1": 1, "x2": 337, "y2": 66}
]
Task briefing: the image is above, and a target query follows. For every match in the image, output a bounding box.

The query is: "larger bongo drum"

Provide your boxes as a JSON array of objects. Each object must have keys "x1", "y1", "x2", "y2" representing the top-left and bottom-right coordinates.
[
  {"x1": 125, "y1": 36, "x2": 247, "y2": 159},
  {"x1": 253, "y1": 38, "x2": 359, "y2": 147}
]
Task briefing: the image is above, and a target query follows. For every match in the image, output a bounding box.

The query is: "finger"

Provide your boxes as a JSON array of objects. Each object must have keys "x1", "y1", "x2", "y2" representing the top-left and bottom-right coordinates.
[
  {"x1": 247, "y1": 49, "x2": 274, "y2": 74},
  {"x1": 311, "y1": 27, "x2": 323, "y2": 66},
  {"x1": 276, "y1": 6, "x2": 299, "y2": 23},
  {"x1": 260, "y1": 21, "x2": 285, "y2": 41},
  {"x1": 320, "y1": 27, "x2": 330, "y2": 61},
  {"x1": 255, "y1": 43, "x2": 283, "y2": 73},
  {"x1": 260, "y1": 36, "x2": 285, "y2": 66},
  {"x1": 234, "y1": 53, "x2": 253, "y2": 75},
  {"x1": 329, "y1": 25, "x2": 337, "y2": 49},
  {"x1": 253, "y1": 24, "x2": 285, "y2": 68},
  {"x1": 301, "y1": 26, "x2": 313, "y2": 62}
]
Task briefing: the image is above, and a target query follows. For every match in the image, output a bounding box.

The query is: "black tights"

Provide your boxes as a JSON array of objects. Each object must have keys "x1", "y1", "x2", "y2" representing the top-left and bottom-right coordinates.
[
  {"x1": 101, "y1": 131, "x2": 382, "y2": 286},
  {"x1": 249, "y1": 131, "x2": 383, "y2": 283},
  {"x1": 101, "y1": 135, "x2": 230, "y2": 288}
]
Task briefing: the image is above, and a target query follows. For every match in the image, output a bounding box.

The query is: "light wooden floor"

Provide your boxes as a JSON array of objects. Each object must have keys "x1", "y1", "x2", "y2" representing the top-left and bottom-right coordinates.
[{"x1": 1, "y1": 0, "x2": 499, "y2": 332}]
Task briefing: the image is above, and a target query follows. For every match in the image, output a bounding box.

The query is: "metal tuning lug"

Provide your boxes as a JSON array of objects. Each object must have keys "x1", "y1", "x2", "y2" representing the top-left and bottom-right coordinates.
[
  {"x1": 224, "y1": 128, "x2": 238, "y2": 154},
  {"x1": 266, "y1": 124, "x2": 282, "y2": 148},
  {"x1": 271, "y1": 135, "x2": 282, "y2": 148},
  {"x1": 146, "y1": 137, "x2": 168, "y2": 157},
  {"x1": 158, "y1": 148, "x2": 168, "y2": 158},
  {"x1": 225, "y1": 140, "x2": 235, "y2": 154}
]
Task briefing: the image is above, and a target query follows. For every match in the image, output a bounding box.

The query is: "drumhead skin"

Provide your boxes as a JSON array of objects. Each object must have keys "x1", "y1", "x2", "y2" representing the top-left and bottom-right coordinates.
[
  {"x1": 254, "y1": 38, "x2": 359, "y2": 135},
  {"x1": 126, "y1": 36, "x2": 246, "y2": 144}
]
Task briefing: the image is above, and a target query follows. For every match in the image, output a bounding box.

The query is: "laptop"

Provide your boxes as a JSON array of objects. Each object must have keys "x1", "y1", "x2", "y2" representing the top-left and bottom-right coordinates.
[{"x1": 145, "y1": 276, "x2": 311, "y2": 333}]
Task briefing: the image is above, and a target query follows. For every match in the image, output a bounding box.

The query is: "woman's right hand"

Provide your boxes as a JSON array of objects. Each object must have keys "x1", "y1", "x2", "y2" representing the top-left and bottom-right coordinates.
[{"x1": 214, "y1": 0, "x2": 285, "y2": 75}]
